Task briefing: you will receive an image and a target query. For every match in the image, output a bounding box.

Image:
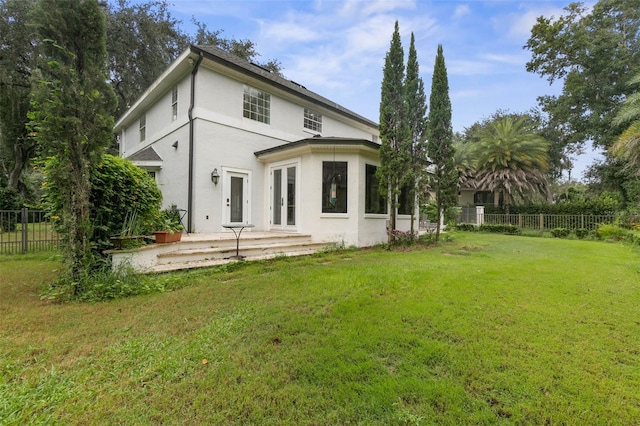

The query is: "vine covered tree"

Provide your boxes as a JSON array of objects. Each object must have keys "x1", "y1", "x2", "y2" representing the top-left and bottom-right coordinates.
[
  {"x1": 426, "y1": 45, "x2": 456, "y2": 241},
  {"x1": 378, "y1": 21, "x2": 410, "y2": 241},
  {"x1": 29, "y1": 0, "x2": 117, "y2": 289}
]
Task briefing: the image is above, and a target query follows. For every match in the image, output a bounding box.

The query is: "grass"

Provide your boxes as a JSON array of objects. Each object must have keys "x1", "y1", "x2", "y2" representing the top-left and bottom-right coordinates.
[{"x1": 1, "y1": 234, "x2": 639, "y2": 424}]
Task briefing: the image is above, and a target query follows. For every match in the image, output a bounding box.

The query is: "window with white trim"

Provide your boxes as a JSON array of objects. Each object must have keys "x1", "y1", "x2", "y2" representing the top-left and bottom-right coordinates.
[
  {"x1": 322, "y1": 161, "x2": 347, "y2": 213},
  {"x1": 171, "y1": 86, "x2": 178, "y2": 120},
  {"x1": 398, "y1": 184, "x2": 414, "y2": 215},
  {"x1": 365, "y1": 164, "x2": 387, "y2": 214},
  {"x1": 139, "y1": 113, "x2": 146, "y2": 142},
  {"x1": 304, "y1": 108, "x2": 322, "y2": 133},
  {"x1": 243, "y1": 85, "x2": 270, "y2": 124}
]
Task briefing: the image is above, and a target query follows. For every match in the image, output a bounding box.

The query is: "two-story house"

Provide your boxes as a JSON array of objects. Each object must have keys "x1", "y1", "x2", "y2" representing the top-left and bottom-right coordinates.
[{"x1": 114, "y1": 45, "x2": 414, "y2": 247}]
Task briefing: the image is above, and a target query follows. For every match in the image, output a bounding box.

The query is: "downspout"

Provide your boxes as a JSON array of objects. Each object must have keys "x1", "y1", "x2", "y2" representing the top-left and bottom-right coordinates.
[{"x1": 187, "y1": 50, "x2": 204, "y2": 233}]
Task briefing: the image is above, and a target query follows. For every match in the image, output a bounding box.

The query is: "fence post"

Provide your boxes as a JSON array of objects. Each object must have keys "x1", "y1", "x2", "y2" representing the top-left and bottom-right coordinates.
[
  {"x1": 21, "y1": 208, "x2": 28, "y2": 253},
  {"x1": 539, "y1": 213, "x2": 544, "y2": 231},
  {"x1": 476, "y1": 205, "x2": 484, "y2": 227},
  {"x1": 581, "y1": 214, "x2": 584, "y2": 229}
]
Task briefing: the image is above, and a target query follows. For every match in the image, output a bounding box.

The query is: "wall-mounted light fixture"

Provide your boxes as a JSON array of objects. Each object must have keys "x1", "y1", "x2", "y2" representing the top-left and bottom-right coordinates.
[{"x1": 211, "y1": 168, "x2": 219, "y2": 185}]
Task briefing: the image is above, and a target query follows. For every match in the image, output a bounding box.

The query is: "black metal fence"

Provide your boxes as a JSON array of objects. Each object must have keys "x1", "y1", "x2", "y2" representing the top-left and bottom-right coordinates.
[{"x1": 0, "y1": 209, "x2": 61, "y2": 255}]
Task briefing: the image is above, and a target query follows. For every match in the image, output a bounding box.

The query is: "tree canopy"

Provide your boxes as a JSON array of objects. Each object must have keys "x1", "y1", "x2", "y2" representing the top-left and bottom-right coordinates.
[
  {"x1": 0, "y1": 0, "x2": 283, "y2": 202},
  {"x1": 426, "y1": 44, "x2": 456, "y2": 240},
  {"x1": 471, "y1": 116, "x2": 551, "y2": 214},
  {"x1": 525, "y1": 0, "x2": 640, "y2": 151},
  {"x1": 403, "y1": 33, "x2": 428, "y2": 235},
  {"x1": 610, "y1": 71, "x2": 640, "y2": 176},
  {"x1": 378, "y1": 21, "x2": 409, "y2": 237}
]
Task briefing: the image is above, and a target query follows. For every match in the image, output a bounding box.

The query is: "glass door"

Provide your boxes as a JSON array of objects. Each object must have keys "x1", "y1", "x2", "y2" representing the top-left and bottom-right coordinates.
[
  {"x1": 270, "y1": 164, "x2": 297, "y2": 229},
  {"x1": 224, "y1": 170, "x2": 250, "y2": 225}
]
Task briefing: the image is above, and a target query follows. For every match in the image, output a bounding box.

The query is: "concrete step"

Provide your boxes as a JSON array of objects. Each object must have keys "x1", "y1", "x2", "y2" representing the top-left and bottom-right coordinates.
[
  {"x1": 149, "y1": 245, "x2": 329, "y2": 273},
  {"x1": 174, "y1": 233, "x2": 313, "y2": 251},
  {"x1": 156, "y1": 241, "x2": 329, "y2": 265}
]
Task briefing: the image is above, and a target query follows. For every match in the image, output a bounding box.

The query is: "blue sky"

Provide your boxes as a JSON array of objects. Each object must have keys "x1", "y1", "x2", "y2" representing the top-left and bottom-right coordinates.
[{"x1": 155, "y1": 0, "x2": 601, "y2": 178}]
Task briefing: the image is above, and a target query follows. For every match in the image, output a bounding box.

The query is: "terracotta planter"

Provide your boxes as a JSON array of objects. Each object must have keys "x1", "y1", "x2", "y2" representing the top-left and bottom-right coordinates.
[{"x1": 153, "y1": 230, "x2": 182, "y2": 243}]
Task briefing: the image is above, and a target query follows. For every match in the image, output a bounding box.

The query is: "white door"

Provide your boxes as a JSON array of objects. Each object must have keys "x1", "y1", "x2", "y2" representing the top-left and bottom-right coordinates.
[
  {"x1": 270, "y1": 164, "x2": 297, "y2": 230},
  {"x1": 224, "y1": 170, "x2": 250, "y2": 225}
]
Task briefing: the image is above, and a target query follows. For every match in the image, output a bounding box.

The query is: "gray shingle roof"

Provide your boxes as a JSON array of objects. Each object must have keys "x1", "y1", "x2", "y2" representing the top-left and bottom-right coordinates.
[
  {"x1": 127, "y1": 146, "x2": 162, "y2": 162},
  {"x1": 255, "y1": 136, "x2": 380, "y2": 157},
  {"x1": 194, "y1": 45, "x2": 378, "y2": 129}
]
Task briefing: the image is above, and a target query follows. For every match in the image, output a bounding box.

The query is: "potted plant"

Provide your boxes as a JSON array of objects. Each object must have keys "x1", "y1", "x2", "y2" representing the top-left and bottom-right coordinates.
[
  {"x1": 110, "y1": 209, "x2": 149, "y2": 249},
  {"x1": 153, "y1": 207, "x2": 184, "y2": 243}
]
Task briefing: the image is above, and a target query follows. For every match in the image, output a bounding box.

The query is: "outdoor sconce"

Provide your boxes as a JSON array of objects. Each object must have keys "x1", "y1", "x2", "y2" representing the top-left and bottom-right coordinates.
[{"x1": 211, "y1": 168, "x2": 219, "y2": 185}]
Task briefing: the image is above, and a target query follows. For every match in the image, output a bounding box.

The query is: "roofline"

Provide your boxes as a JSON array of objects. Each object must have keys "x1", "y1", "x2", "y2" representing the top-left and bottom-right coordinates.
[
  {"x1": 192, "y1": 45, "x2": 378, "y2": 129},
  {"x1": 255, "y1": 137, "x2": 380, "y2": 158}
]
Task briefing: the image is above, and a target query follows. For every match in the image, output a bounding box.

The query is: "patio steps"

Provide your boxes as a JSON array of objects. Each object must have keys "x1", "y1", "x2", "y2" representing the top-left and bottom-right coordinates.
[{"x1": 110, "y1": 232, "x2": 333, "y2": 273}]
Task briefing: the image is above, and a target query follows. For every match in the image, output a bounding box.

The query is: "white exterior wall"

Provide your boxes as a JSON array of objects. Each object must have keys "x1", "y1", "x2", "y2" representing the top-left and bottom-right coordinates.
[{"x1": 116, "y1": 49, "x2": 384, "y2": 244}]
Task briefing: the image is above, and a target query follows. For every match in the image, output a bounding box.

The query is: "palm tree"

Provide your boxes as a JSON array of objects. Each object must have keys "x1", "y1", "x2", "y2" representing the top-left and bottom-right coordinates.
[
  {"x1": 610, "y1": 72, "x2": 640, "y2": 176},
  {"x1": 472, "y1": 116, "x2": 550, "y2": 214}
]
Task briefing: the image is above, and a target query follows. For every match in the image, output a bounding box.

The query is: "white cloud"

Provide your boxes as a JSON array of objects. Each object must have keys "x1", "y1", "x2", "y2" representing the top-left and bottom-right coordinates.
[
  {"x1": 453, "y1": 4, "x2": 471, "y2": 20},
  {"x1": 504, "y1": 6, "x2": 566, "y2": 41},
  {"x1": 258, "y1": 20, "x2": 320, "y2": 43},
  {"x1": 338, "y1": 0, "x2": 416, "y2": 18},
  {"x1": 479, "y1": 52, "x2": 527, "y2": 67}
]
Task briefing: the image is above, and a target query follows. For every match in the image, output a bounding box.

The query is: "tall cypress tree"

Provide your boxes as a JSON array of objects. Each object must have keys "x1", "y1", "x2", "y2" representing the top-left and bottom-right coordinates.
[
  {"x1": 427, "y1": 45, "x2": 457, "y2": 241},
  {"x1": 378, "y1": 21, "x2": 409, "y2": 241},
  {"x1": 29, "y1": 0, "x2": 117, "y2": 290},
  {"x1": 404, "y1": 33, "x2": 428, "y2": 236}
]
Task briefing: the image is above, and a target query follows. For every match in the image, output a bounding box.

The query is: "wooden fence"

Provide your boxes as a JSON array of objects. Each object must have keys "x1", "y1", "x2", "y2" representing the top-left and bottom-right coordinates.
[{"x1": 0, "y1": 209, "x2": 61, "y2": 255}]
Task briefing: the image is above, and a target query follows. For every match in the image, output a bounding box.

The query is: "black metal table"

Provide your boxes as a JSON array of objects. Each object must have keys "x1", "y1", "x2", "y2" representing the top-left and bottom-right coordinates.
[{"x1": 222, "y1": 223, "x2": 255, "y2": 259}]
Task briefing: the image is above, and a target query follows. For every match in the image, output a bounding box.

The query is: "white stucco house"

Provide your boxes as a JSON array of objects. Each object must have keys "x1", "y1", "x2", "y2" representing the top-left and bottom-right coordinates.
[{"x1": 114, "y1": 45, "x2": 415, "y2": 248}]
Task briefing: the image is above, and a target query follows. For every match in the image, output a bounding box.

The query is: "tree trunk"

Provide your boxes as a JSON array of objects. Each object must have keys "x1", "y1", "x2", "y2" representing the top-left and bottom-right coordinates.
[{"x1": 388, "y1": 181, "x2": 397, "y2": 244}]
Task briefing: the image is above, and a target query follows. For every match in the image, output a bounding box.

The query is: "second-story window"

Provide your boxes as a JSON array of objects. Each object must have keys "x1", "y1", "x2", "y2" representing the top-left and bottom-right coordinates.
[
  {"x1": 139, "y1": 113, "x2": 146, "y2": 142},
  {"x1": 304, "y1": 108, "x2": 322, "y2": 133},
  {"x1": 243, "y1": 85, "x2": 270, "y2": 124},
  {"x1": 171, "y1": 86, "x2": 178, "y2": 120}
]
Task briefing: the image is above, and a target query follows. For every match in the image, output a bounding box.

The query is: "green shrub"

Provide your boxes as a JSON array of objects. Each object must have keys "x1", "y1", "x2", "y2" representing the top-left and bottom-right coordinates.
[
  {"x1": 624, "y1": 232, "x2": 640, "y2": 246},
  {"x1": 489, "y1": 194, "x2": 620, "y2": 216},
  {"x1": 574, "y1": 228, "x2": 590, "y2": 239},
  {"x1": 479, "y1": 223, "x2": 521, "y2": 235},
  {"x1": 551, "y1": 228, "x2": 570, "y2": 238},
  {"x1": 596, "y1": 224, "x2": 627, "y2": 241},
  {"x1": 455, "y1": 223, "x2": 477, "y2": 232},
  {"x1": 616, "y1": 209, "x2": 640, "y2": 230},
  {"x1": 42, "y1": 154, "x2": 162, "y2": 257},
  {"x1": 389, "y1": 230, "x2": 418, "y2": 247},
  {"x1": 42, "y1": 261, "x2": 165, "y2": 302}
]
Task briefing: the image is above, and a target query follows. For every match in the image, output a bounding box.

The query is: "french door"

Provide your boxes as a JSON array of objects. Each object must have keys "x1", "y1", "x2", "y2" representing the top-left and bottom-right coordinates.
[{"x1": 270, "y1": 164, "x2": 297, "y2": 229}]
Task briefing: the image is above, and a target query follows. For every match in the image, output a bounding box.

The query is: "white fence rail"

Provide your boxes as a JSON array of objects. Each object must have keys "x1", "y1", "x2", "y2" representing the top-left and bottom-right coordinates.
[{"x1": 459, "y1": 207, "x2": 615, "y2": 231}]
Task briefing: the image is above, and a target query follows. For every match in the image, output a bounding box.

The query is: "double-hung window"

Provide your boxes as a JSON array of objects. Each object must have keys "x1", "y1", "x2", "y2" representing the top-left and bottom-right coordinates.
[
  {"x1": 243, "y1": 85, "x2": 270, "y2": 124},
  {"x1": 171, "y1": 86, "x2": 178, "y2": 120},
  {"x1": 139, "y1": 113, "x2": 146, "y2": 142},
  {"x1": 304, "y1": 108, "x2": 322, "y2": 133}
]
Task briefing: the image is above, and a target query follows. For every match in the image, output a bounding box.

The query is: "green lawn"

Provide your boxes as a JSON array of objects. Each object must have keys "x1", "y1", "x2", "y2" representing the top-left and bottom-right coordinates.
[{"x1": 1, "y1": 234, "x2": 639, "y2": 425}]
